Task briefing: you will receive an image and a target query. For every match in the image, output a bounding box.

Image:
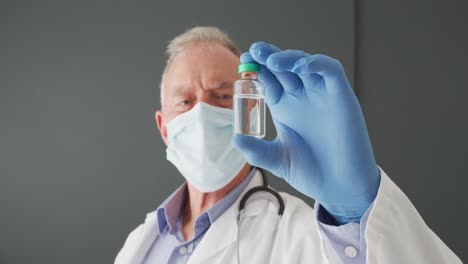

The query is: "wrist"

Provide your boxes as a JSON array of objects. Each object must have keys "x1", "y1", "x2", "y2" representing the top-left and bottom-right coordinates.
[
  {"x1": 320, "y1": 201, "x2": 374, "y2": 225},
  {"x1": 321, "y1": 168, "x2": 381, "y2": 225}
]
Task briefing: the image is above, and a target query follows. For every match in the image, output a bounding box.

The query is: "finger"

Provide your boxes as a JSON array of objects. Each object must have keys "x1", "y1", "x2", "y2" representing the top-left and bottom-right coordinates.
[
  {"x1": 291, "y1": 54, "x2": 341, "y2": 78},
  {"x1": 232, "y1": 135, "x2": 282, "y2": 175},
  {"x1": 250, "y1": 43, "x2": 303, "y2": 96},
  {"x1": 266, "y1": 49, "x2": 309, "y2": 71},
  {"x1": 240, "y1": 52, "x2": 254, "y2": 63},
  {"x1": 249, "y1": 42, "x2": 282, "y2": 64},
  {"x1": 270, "y1": 70, "x2": 304, "y2": 95},
  {"x1": 240, "y1": 51, "x2": 283, "y2": 105},
  {"x1": 292, "y1": 54, "x2": 350, "y2": 93},
  {"x1": 258, "y1": 65, "x2": 284, "y2": 105},
  {"x1": 267, "y1": 50, "x2": 324, "y2": 92}
]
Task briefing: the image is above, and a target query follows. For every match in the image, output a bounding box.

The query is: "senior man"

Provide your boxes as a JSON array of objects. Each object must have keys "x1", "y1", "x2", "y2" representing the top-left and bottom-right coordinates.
[{"x1": 115, "y1": 27, "x2": 460, "y2": 263}]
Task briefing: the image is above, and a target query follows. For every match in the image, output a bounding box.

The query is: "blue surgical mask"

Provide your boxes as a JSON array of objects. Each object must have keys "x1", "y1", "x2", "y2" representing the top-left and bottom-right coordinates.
[{"x1": 166, "y1": 102, "x2": 247, "y2": 192}]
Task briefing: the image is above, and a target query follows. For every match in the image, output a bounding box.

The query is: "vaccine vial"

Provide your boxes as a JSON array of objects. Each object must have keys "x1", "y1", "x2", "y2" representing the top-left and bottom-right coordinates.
[{"x1": 234, "y1": 63, "x2": 265, "y2": 138}]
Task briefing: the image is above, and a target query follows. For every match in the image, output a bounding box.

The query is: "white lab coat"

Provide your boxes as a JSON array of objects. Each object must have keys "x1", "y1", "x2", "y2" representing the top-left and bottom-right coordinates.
[{"x1": 115, "y1": 169, "x2": 461, "y2": 263}]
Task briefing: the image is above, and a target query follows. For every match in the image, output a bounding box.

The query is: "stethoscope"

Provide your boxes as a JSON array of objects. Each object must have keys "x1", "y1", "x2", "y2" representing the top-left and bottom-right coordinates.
[{"x1": 236, "y1": 168, "x2": 285, "y2": 263}]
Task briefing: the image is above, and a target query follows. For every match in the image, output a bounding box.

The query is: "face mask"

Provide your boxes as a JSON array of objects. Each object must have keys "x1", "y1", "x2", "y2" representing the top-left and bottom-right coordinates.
[{"x1": 165, "y1": 102, "x2": 247, "y2": 192}]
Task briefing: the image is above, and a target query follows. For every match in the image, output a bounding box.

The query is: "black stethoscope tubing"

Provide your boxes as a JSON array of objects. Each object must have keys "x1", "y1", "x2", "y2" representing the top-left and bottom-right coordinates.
[{"x1": 238, "y1": 168, "x2": 285, "y2": 216}]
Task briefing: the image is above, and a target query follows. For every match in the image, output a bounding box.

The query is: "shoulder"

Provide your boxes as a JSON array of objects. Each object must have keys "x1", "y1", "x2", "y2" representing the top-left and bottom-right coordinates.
[
  {"x1": 125, "y1": 211, "x2": 158, "y2": 242},
  {"x1": 114, "y1": 211, "x2": 158, "y2": 262}
]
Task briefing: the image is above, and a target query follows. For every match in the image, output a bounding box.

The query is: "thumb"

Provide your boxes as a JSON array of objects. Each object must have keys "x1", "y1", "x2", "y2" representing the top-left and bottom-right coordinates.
[{"x1": 232, "y1": 135, "x2": 282, "y2": 174}]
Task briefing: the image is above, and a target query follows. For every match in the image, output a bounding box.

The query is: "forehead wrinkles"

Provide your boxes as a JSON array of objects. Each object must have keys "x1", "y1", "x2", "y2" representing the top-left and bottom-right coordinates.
[
  {"x1": 161, "y1": 44, "x2": 239, "y2": 105},
  {"x1": 166, "y1": 66, "x2": 229, "y2": 92}
]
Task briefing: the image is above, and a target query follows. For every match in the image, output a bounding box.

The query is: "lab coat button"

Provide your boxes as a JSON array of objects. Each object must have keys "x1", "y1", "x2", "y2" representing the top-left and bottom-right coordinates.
[
  {"x1": 345, "y1": 246, "x2": 358, "y2": 258},
  {"x1": 179, "y1": 246, "x2": 187, "y2": 255}
]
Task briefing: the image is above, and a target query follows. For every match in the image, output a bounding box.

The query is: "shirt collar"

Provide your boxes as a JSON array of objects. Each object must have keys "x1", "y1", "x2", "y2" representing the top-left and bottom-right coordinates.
[
  {"x1": 205, "y1": 167, "x2": 256, "y2": 223},
  {"x1": 156, "y1": 183, "x2": 187, "y2": 234},
  {"x1": 156, "y1": 167, "x2": 257, "y2": 235}
]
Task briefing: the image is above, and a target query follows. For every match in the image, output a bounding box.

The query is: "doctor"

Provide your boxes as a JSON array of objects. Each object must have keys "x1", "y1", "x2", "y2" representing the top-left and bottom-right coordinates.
[{"x1": 115, "y1": 27, "x2": 461, "y2": 263}]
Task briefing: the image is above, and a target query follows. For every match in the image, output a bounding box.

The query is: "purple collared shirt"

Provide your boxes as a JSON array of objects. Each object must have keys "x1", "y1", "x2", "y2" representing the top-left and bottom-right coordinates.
[
  {"x1": 143, "y1": 168, "x2": 369, "y2": 263},
  {"x1": 316, "y1": 202, "x2": 373, "y2": 263},
  {"x1": 143, "y1": 168, "x2": 256, "y2": 264}
]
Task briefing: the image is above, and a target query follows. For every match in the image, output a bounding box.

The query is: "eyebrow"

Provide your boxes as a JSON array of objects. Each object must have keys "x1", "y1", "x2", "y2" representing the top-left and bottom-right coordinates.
[{"x1": 170, "y1": 81, "x2": 234, "y2": 95}]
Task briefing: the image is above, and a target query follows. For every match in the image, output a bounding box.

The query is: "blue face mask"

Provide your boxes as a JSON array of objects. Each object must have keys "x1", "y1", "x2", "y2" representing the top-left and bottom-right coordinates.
[{"x1": 166, "y1": 102, "x2": 247, "y2": 192}]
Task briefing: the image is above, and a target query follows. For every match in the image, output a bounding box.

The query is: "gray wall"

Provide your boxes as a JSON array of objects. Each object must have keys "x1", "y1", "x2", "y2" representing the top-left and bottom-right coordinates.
[
  {"x1": 0, "y1": 1, "x2": 354, "y2": 263},
  {"x1": 0, "y1": 0, "x2": 465, "y2": 263},
  {"x1": 357, "y1": 0, "x2": 467, "y2": 260}
]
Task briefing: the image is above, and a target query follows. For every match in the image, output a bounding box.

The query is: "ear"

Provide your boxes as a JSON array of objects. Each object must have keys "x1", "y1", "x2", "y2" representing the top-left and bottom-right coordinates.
[{"x1": 156, "y1": 110, "x2": 169, "y2": 145}]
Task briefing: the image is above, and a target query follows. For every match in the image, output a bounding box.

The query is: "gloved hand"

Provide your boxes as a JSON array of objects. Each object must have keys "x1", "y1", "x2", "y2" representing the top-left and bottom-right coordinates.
[{"x1": 232, "y1": 42, "x2": 381, "y2": 224}]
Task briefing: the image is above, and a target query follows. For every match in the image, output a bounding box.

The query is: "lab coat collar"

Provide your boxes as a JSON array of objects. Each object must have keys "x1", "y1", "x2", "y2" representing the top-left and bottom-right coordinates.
[
  {"x1": 187, "y1": 169, "x2": 264, "y2": 263},
  {"x1": 124, "y1": 169, "x2": 265, "y2": 264},
  {"x1": 155, "y1": 167, "x2": 257, "y2": 236}
]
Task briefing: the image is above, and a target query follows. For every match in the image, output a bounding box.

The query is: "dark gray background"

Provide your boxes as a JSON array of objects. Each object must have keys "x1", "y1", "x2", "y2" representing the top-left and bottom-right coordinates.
[
  {"x1": 0, "y1": 0, "x2": 465, "y2": 263},
  {"x1": 356, "y1": 0, "x2": 467, "y2": 261}
]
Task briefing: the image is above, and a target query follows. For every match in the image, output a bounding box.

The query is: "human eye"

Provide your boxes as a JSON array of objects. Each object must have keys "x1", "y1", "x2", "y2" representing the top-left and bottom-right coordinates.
[
  {"x1": 213, "y1": 93, "x2": 233, "y2": 108},
  {"x1": 174, "y1": 98, "x2": 194, "y2": 113},
  {"x1": 178, "y1": 100, "x2": 191, "y2": 106},
  {"x1": 217, "y1": 94, "x2": 232, "y2": 100}
]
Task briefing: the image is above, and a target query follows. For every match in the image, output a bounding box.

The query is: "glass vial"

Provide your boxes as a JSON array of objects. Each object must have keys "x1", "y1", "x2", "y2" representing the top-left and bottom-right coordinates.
[{"x1": 234, "y1": 63, "x2": 265, "y2": 138}]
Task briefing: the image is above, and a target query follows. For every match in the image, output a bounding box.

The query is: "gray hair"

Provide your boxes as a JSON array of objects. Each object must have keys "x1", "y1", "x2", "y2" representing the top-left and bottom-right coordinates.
[{"x1": 159, "y1": 26, "x2": 241, "y2": 107}]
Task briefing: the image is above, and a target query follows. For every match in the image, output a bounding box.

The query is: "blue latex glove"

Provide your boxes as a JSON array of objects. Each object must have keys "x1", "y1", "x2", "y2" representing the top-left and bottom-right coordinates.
[{"x1": 232, "y1": 42, "x2": 381, "y2": 224}]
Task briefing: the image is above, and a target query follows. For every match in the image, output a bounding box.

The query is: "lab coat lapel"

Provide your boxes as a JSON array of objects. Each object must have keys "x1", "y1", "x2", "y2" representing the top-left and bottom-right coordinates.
[
  {"x1": 187, "y1": 170, "x2": 264, "y2": 263},
  {"x1": 188, "y1": 201, "x2": 238, "y2": 263},
  {"x1": 121, "y1": 212, "x2": 159, "y2": 264}
]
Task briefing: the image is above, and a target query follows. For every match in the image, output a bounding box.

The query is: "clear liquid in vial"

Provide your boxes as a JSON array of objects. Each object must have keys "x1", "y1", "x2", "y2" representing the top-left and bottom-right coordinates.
[{"x1": 234, "y1": 94, "x2": 265, "y2": 138}]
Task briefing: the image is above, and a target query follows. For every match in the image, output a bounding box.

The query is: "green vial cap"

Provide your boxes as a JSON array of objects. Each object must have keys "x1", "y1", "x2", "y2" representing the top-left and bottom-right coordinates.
[{"x1": 238, "y1": 63, "x2": 260, "y2": 74}]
